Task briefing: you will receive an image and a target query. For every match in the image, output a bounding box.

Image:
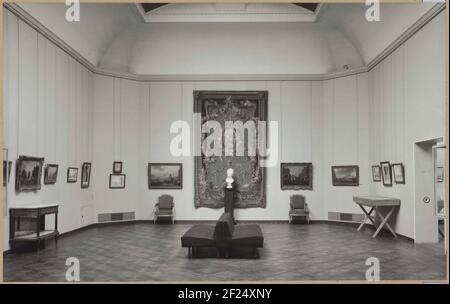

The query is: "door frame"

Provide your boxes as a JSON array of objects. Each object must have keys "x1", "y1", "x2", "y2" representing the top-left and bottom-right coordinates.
[{"x1": 413, "y1": 137, "x2": 443, "y2": 243}]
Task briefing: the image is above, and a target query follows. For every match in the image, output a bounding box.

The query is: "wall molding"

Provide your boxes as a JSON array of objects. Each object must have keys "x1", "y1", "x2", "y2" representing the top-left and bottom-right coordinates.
[{"x1": 3, "y1": 2, "x2": 446, "y2": 82}]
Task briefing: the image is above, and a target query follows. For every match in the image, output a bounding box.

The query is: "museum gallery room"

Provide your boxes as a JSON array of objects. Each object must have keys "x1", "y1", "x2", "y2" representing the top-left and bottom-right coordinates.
[{"x1": 1, "y1": 2, "x2": 448, "y2": 282}]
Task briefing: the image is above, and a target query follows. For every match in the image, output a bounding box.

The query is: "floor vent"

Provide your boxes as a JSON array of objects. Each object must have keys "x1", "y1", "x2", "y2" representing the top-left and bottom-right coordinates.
[
  {"x1": 98, "y1": 212, "x2": 135, "y2": 223},
  {"x1": 328, "y1": 212, "x2": 364, "y2": 223}
]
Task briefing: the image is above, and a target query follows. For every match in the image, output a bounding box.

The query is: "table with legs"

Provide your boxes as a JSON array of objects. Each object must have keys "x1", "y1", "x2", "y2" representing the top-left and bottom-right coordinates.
[{"x1": 353, "y1": 196, "x2": 401, "y2": 238}]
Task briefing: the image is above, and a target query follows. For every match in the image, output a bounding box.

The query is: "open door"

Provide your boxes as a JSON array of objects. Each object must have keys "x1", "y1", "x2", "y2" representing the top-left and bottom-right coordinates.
[{"x1": 414, "y1": 138, "x2": 442, "y2": 243}]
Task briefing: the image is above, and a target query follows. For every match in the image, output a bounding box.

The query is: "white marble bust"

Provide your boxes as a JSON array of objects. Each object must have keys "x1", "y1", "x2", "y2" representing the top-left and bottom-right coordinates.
[{"x1": 225, "y1": 168, "x2": 234, "y2": 189}]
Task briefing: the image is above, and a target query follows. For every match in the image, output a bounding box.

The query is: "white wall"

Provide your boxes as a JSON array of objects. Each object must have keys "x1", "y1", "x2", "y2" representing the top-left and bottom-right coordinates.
[
  {"x1": 3, "y1": 10, "x2": 95, "y2": 251},
  {"x1": 92, "y1": 78, "x2": 327, "y2": 222},
  {"x1": 368, "y1": 12, "x2": 446, "y2": 239},
  {"x1": 323, "y1": 74, "x2": 370, "y2": 217}
]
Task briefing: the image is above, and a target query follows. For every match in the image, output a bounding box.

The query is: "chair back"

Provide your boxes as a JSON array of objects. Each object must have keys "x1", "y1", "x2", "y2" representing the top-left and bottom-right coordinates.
[
  {"x1": 158, "y1": 195, "x2": 174, "y2": 209},
  {"x1": 290, "y1": 195, "x2": 306, "y2": 210},
  {"x1": 213, "y1": 213, "x2": 234, "y2": 243}
]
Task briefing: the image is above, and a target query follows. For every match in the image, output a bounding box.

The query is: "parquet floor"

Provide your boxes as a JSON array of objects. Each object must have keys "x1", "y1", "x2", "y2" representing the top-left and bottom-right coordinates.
[{"x1": 3, "y1": 222, "x2": 446, "y2": 282}]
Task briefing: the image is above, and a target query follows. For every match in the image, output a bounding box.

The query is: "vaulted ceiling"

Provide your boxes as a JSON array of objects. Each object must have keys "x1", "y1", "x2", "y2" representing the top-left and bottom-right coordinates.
[{"x1": 12, "y1": 2, "x2": 442, "y2": 75}]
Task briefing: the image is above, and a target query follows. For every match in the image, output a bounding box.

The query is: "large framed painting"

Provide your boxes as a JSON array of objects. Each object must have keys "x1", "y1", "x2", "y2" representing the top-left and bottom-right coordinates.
[
  {"x1": 148, "y1": 163, "x2": 182, "y2": 189},
  {"x1": 44, "y1": 164, "x2": 58, "y2": 185},
  {"x1": 194, "y1": 91, "x2": 267, "y2": 208},
  {"x1": 15, "y1": 156, "x2": 44, "y2": 192},
  {"x1": 331, "y1": 165, "x2": 359, "y2": 186},
  {"x1": 380, "y1": 161, "x2": 392, "y2": 186},
  {"x1": 281, "y1": 163, "x2": 313, "y2": 190},
  {"x1": 81, "y1": 162, "x2": 92, "y2": 189}
]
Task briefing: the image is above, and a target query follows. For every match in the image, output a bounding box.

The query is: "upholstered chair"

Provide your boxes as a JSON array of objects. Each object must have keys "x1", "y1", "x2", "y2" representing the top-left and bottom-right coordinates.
[
  {"x1": 289, "y1": 195, "x2": 310, "y2": 224},
  {"x1": 154, "y1": 195, "x2": 175, "y2": 224}
]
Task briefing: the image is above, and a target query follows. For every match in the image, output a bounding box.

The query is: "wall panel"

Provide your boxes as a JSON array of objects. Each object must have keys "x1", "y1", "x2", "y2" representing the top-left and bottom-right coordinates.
[{"x1": 3, "y1": 10, "x2": 95, "y2": 250}]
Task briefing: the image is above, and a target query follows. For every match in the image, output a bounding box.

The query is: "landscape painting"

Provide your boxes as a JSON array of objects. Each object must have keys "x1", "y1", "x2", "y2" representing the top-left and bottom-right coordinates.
[
  {"x1": 332, "y1": 165, "x2": 359, "y2": 186},
  {"x1": 148, "y1": 163, "x2": 182, "y2": 189},
  {"x1": 281, "y1": 163, "x2": 313, "y2": 190},
  {"x1": 15, "y1": 156, "x2": 44, "y2": 191}
]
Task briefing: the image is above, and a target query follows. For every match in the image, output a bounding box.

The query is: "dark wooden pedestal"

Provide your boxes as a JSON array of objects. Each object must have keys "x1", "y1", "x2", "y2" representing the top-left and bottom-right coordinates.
[{"x1": 9, "y1": 204, "x2": 59, "y2": 252}]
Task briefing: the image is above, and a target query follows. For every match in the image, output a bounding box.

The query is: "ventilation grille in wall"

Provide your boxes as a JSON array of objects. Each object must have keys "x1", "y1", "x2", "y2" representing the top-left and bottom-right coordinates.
[
  {"x1": 98, "y1": 212, "x2": 135, "y2": 223},
  {"x1": 328, "y1": 212, "x2": 364, "y2": 223}
]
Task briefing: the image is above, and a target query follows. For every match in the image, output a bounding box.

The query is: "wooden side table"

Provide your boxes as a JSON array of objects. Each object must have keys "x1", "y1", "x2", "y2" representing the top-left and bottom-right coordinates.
[{"x1": 9, "y1": 204, "x2": 59, "y2": 251}]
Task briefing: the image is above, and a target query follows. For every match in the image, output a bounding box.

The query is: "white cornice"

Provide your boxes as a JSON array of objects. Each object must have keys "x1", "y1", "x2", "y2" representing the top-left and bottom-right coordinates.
[{"x1": 3, "y1": 2, "x2": 446, "y2": 82}]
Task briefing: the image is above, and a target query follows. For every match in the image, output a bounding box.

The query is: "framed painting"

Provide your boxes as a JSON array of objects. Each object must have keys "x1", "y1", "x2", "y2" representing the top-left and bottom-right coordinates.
[
  {"x1": 3, "y1": 160, "x2": 12, "y2": 187},
  {"x1": 67, "y1": 167, "x2": 78, "y2": 183},
  {"x1": 15, "y1": 156, "x2": 44, "y2": 191},
  {"x1": 109, "y1": 174, "x2": 126, "y2": 189},
  {"x1": 113, "y1": 161, "x2": 122, "y2": 174},
  {"x1": 44, "y1": 164, "x2": 58, "y2": 185},
  {"x1": 148, "y1": 163, "x2": 182, "y2": 189},
  {"x1": 392, "y1": 163, "x2": 405, "y2": 184},
  {"x1": 372, "y1": 165, "x2": 381, "y2": 182},
  {"x1": 331, "y1": 165, "x2": 359, "y2": 186},
  {"x1": 380, "y1": 161, "x2": 392, "y2": 186},
  {"x1": 281, "y1": 163, "x2": 313, "y2": 190},
  {"x1": 81, "y1": 162, "x2": 92, "y2": 188}
]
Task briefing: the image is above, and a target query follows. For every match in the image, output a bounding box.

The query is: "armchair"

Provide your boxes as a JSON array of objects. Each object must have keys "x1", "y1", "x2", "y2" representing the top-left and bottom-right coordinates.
[
  {"x1": 153, "y1": 195, "x2": 175, "y2": 224},
  {"x1": 289, "y1": 195, "x2": 309, "y2": 224}
]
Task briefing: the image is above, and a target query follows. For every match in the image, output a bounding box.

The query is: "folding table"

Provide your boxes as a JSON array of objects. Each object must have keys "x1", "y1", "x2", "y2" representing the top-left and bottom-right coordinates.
[{"x1": 353, "y1": 196, "x2": 401, "y2": 238}]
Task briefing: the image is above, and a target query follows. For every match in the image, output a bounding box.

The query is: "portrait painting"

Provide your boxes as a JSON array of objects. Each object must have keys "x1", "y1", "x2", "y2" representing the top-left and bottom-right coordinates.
[
  {"x1": 380, "y1": 161, "x2": 392, "y2": 186},
  {"x1": 81, "y1": 162, "x2": 92, "y2": 188},
  {"x1": 372, "y1": 165, "x2": 381, "y2": 182},
  {"x1": 44, "y1": 164, "x2": 58, "y2": 185},
  {"x1": 67, "y1": 167, "x2": 78, "y2": 183},
  {"x1": 392, "y1": 163, "x2": 405, "y2": 184}
]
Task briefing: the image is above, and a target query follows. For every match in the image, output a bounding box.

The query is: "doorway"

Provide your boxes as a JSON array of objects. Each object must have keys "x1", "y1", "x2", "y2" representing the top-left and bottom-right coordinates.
[{"x1": 414, "y1": 137, "x2": 444, "y2": 243}]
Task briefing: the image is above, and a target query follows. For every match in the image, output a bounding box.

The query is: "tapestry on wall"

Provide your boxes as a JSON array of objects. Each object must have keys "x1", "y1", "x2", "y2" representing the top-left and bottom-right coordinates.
[{"x1": 194, "y1": 91, "x2": 267, "y2": 209}]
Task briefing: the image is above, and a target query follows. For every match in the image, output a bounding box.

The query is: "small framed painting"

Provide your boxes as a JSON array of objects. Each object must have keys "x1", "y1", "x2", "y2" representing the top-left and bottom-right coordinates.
[
  {"x1": 113, "y1": 161, "x2": 122, "y2": 174},
  {"x1": 81, "y1": 162, "x2": 92, "y2": 189},
  {"x1": 44, "y1": 164, "x2": 58, "y2": 185},
  {"x1": 67, "y1": 167, "x2": 78, "y2": 183},
  {"x1": 372, "y1": 165, "x2": 381, "y2": 182},
  {"x1": 392, "y1": 163, "x2": 405, "y2": 184},
  {"x1": 281, "y1": 163, "x2": 313, "y2": 190},
  {"x1": 15, "y1": 156, "x2": 44, "y2": 191},
  {"x1": 3, "y1": 160, "x2": 12, "y2": 187},
  {"x1": 331, "y1": 166, "x2": 359, "y2": 186},
  {"x1": 110, "y1": 174, "x2": 126, "y2": 189},
  {"x1": 380, "y1": 161, "x2": 392, "y2": 186},
  {"x1": 148, "y1": 163, "x2": 182, "y2": 189}
]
